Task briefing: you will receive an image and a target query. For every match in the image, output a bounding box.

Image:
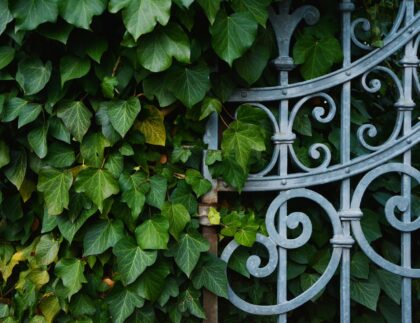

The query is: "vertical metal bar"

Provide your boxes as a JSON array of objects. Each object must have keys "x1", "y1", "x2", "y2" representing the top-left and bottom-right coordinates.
[
  {"x1": 277, "y1": 71, "x2": 289, "y2": 323},
  {"x1": 339, "y1": 2, "x2": 354, "y2": 323},
  {"x1": 401, "y1": 2, "x2": 414, "y2": 322}
]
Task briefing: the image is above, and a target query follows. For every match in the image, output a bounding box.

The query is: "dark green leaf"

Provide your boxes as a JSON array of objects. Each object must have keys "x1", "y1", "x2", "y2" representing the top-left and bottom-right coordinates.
[
  {"x1": 174, "y1": 231, "x2": 209, "y2": 277},
  {"x1": 135, "y1": 216, "x2": 169, "y2": 250},
  {"x1": 16, "y1": 58, "x2": 52, "y2": 95},
  {"x1": 74, "y1": 168, "x2": 120, "y2": 212},
  {"x1": 60, "y1": 55, "x2": 91, "y2": 87},
  {"x1": 37, "y1": 167, "x2": 73, "y2": 215},
  {"x1": 60, "y1": 0, "x2": 106, "y2": 30},
  {"x1": 210, "y1": 12, "x2": 258, "y2": 66},
  {"x1": 109, "y1": 0, "x2": 171, "y2": 40},
  {"x1": 57, "y1": 101, "x2": 92, "y2": 142},
  {"x1": 192, "y1": 254, "x2": 228, "y2": 298},
  {"x1": 83, "y1": 219, "x2": 125, "y2": 256},
  {"x1": 113, "y1": 237, "x2": 157, "y2": 285},
  {"x1": 167, "y1": 63, "x2": 210, "y2": 108}
]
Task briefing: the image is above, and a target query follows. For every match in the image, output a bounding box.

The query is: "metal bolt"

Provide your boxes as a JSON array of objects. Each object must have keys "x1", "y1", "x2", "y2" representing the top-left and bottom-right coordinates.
[
  {"x1": 281, "y1": 179, "x2": 287, "y2": 185},
  {"x1": 409, "y1": 28, "x2": 414, "y2": 34},
  {"x1": 241, "y1": 91, "x2": 247, "y2": 98},
  {"x1": 407, "y1": 139, "x2": 412, "y2": 144},
  {"x1": 282, "y1": 90, "x2": 288, "y2": 95},
  {"x1": 345, "y1": 168, "x2": 350, "y2": 174},
  {"x1": 345, "y1": 71, "x2": 351, "y2": 76}
]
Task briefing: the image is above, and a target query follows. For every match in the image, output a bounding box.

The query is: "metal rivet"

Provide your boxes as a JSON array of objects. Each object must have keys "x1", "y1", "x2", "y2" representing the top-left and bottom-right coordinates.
[
  {"x1": 241, "y1": 91, "x2": 247, "y2": 98},
  {"x1": 407, "y1": 139, "x2": 412, "y2": 144},
  {"x1": 281, "y1": 179, "x2": 287, "y2": 185},
  {"x1": 345, "y1": 71, "x2": 351, "y2": 76},
  {"x1": 282, "y1": 90, "x2": 288, "y2": 95},
  {"x1": 345, "y1": 168, "x2": 350, "y2": 174},
  {"x1": 409, "y1": 28, "x2": 414, "y2": 34}
]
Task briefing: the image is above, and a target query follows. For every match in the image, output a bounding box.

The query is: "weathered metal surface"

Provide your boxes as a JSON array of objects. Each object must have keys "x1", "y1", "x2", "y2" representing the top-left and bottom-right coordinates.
[{"x1": 203, "y1": 1, "x2": 419, "y2": 322}]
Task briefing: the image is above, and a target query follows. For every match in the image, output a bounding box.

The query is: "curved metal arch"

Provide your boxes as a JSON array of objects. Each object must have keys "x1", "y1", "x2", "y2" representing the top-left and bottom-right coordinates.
[{"x1": 228, "y1": 14, "x2": 420, "y2": 102}]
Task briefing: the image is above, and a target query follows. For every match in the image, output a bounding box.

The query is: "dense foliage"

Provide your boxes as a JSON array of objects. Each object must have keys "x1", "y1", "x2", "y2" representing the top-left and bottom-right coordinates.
[{"x1": 0, "y1": 0, "x2": 418, "y2": 322}]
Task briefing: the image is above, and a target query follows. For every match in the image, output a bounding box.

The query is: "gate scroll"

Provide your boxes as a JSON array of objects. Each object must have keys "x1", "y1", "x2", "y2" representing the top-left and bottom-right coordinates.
[{"x1": 202, "y1": 1, "x2": 420, "y2": 322}]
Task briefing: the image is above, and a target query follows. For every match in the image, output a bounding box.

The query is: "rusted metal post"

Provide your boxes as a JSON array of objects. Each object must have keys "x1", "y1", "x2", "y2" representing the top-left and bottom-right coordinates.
[{"x1": 200, "y1": 112, "x2": 219, "y2": 323}]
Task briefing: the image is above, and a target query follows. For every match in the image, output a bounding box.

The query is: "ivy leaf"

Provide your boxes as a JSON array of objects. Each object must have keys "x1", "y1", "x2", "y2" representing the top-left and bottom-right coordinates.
[
  {"x1": 27, "y1": 124, "x2": 48, "y2": 159},
  {"x1": 135, "y1": 216, "x2": 169, "y2": 250},
  {"x1": 185, "y1": 169, "x2": 212, "y2": 198},
  {"x1": 210, "y1": 12, "x2": 258, "y2": 66},
  {"x1": 0, "y1": 140, "x2": 10, "y2": 169},
  {"x1": 293, "y1": 34, "x2": 342, "y2": 80},
  {"x1": 199, "y1": 97, "x2": 222, "y2": 121},
  {"x1": 37, "y1": 167, "x2": 73, "y2": 216},
  {"x1": 54, "y1": 258, "x2": 87, "y2": 300},
  {"x1": 132, "y1": 261, "x2": 171, "y2": 302},
  {"x1": 234, "y1": 28, "x2": 272, "y2": 85},
  {"x1": 107, "y1": 97, "x2": 141, "y2": 137},
  {"x1": 16, "y1": 58, "x2": 52, "y2": 96},
  {"x1": 11, "y1": 0, "x2": 59, "y2": 31},
  {"x1": 107, "y1": 285, "x2": 144, "y2": 323},
  {"x1": 37, "y1": 21, "x2": 73, "y2": 45},
  {"x1": 113, "y1": 237, "x2": 157, "y2": 285},
  {"x1": 57, "y1": 207, "x2": 96, "y2": 243},
  {"x1": 192, "y1": 254, "x2": 228, "y2": 298},
  {"x1": 136, "y1": 105, "x2": 166, "y2": 146},
  {"x1": 230, "y1": 0, "x2": 271, "y2": 26},
  {"x1": 174, "y1": 231, "x2": 209, "y2": 277},
  {"x1": 17, "y1": 102, "x2": 42, "y2": 128},
  {"x1": 161, "y1": 203, "x2": 191, "y2": 240},
  {"x1": 375, "y1": 269, "x2": 401, "y2": 304},
  {"x1": 350, "y1": 252, "x2": 369, "y2": 279},
  {"x1": 350, "y1": 279, "x2": 380, "y2": 311},
  {"x1": 170, "y1": 181, "x2": 197, "y2": 215},
  {"x1": 109, "y1": 0, "x2": 171, "y2": 40},
  {"x1": 143, "y1": 73, "x2": 176, "y2": 107},
  {"x1": 44, "y1": 142, "x2": 75, "y2": 168},
  {"x1": 234, "y1": 223, "x2": 258, "y2": 247},
  {"x1": 60, "y1": 56, "x2": 91, "y2": 87},
  {"x1": 4, "y1": 148, "x2": 27, "y2": 190},
  {"x1": 178, "y1": 288, "x2": 206, "y2": 319},
  {"x1": 119, "y1": 172, "x2": 150, "y2": 218},
  {"x1": 146, "y1": 175, "x2": 167, "y2": 209},
  {"x1": 34, "y1": 234, "x2": 60, "y2": 266},
  {"x1": 57, "y1": 101, "x2": 92, "y2": 142},
  {"x1": 39, "y1": 295, "x2": 60, "y2": 323},
  {"x1": 167, "y1": 64, "x2": 210, "y2": 108},
  {"x1": 74, "y1": 168, "x2": 120, "y2": 212},
  {"x1": 83, "y1": 219, "x2": 124, "y2": 256},
  {"x1": 59, "y1": 0, "x2": 106, "y2": 30},
  {"x1": 221, "y1": 120, "x2": 265, "y2": 170},
  {"x1": 86, "y1": 38, "x2": 108, "y2": 63},
  {"x1": 197, "y1": 0, "x2": 221, "y2": 24},
  {"x1": 208, "y1": 207, "x2": 220, "y2": 225},
  {"x1": 137, "y1": 23, "x2": 190, "y2": 72},
  {"x1": 0, "y1": 0, "x2": 13, "y2": 36},
  {"x1": 0, "y1": 46, "x2": 15, "y2": 70},
  {"x1": 210, "y1": 158, "x2": 247, "y2": 190},
  {"x1": 80, "y1": 132, "x2": 110, "y2": 168}
]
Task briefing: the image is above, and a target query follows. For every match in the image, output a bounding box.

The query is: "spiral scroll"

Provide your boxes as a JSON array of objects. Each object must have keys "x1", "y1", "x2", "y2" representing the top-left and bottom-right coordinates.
[
  {"x1": 221, "y1": 189, "x2": 345, "y2": 315},
  {"x1": 288, "y1": 93, "x2": 336, "y2": 171},
  {"x1": 350, "y1": 163, "x2": 420, "y2": 278},
  {"x1": 357, "y1": 66, "x2": 405, "y2": 151}
]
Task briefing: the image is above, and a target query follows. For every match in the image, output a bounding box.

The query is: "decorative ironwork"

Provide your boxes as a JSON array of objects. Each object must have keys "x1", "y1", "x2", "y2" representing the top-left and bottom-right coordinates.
[{"x1": 202, "y1": 0, "x2": 419, "y2": 322}]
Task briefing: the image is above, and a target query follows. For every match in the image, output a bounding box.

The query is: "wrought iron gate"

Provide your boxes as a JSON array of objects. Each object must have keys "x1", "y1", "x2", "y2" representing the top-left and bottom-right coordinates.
[{"x1": 201, "y1": 0, "x2": 420, "y2": 322}]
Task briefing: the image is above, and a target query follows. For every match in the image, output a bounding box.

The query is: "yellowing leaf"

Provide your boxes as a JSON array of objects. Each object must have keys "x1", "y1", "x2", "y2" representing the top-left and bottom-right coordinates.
[
  {"x1": 208, "y1": 207, "x2": 220, "y2": 225},
  {"x1": 136, "y1": 105, "x2": 166, "y2": 146},
  {"x1": 19, "y1": 178, "x2": 36, "y2": 202}
]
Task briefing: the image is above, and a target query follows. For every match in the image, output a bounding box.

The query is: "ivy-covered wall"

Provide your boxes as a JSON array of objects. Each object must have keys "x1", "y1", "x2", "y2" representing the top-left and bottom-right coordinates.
[{"x1": 0, "y1": 0, "x2": 418, "y2": 322}]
